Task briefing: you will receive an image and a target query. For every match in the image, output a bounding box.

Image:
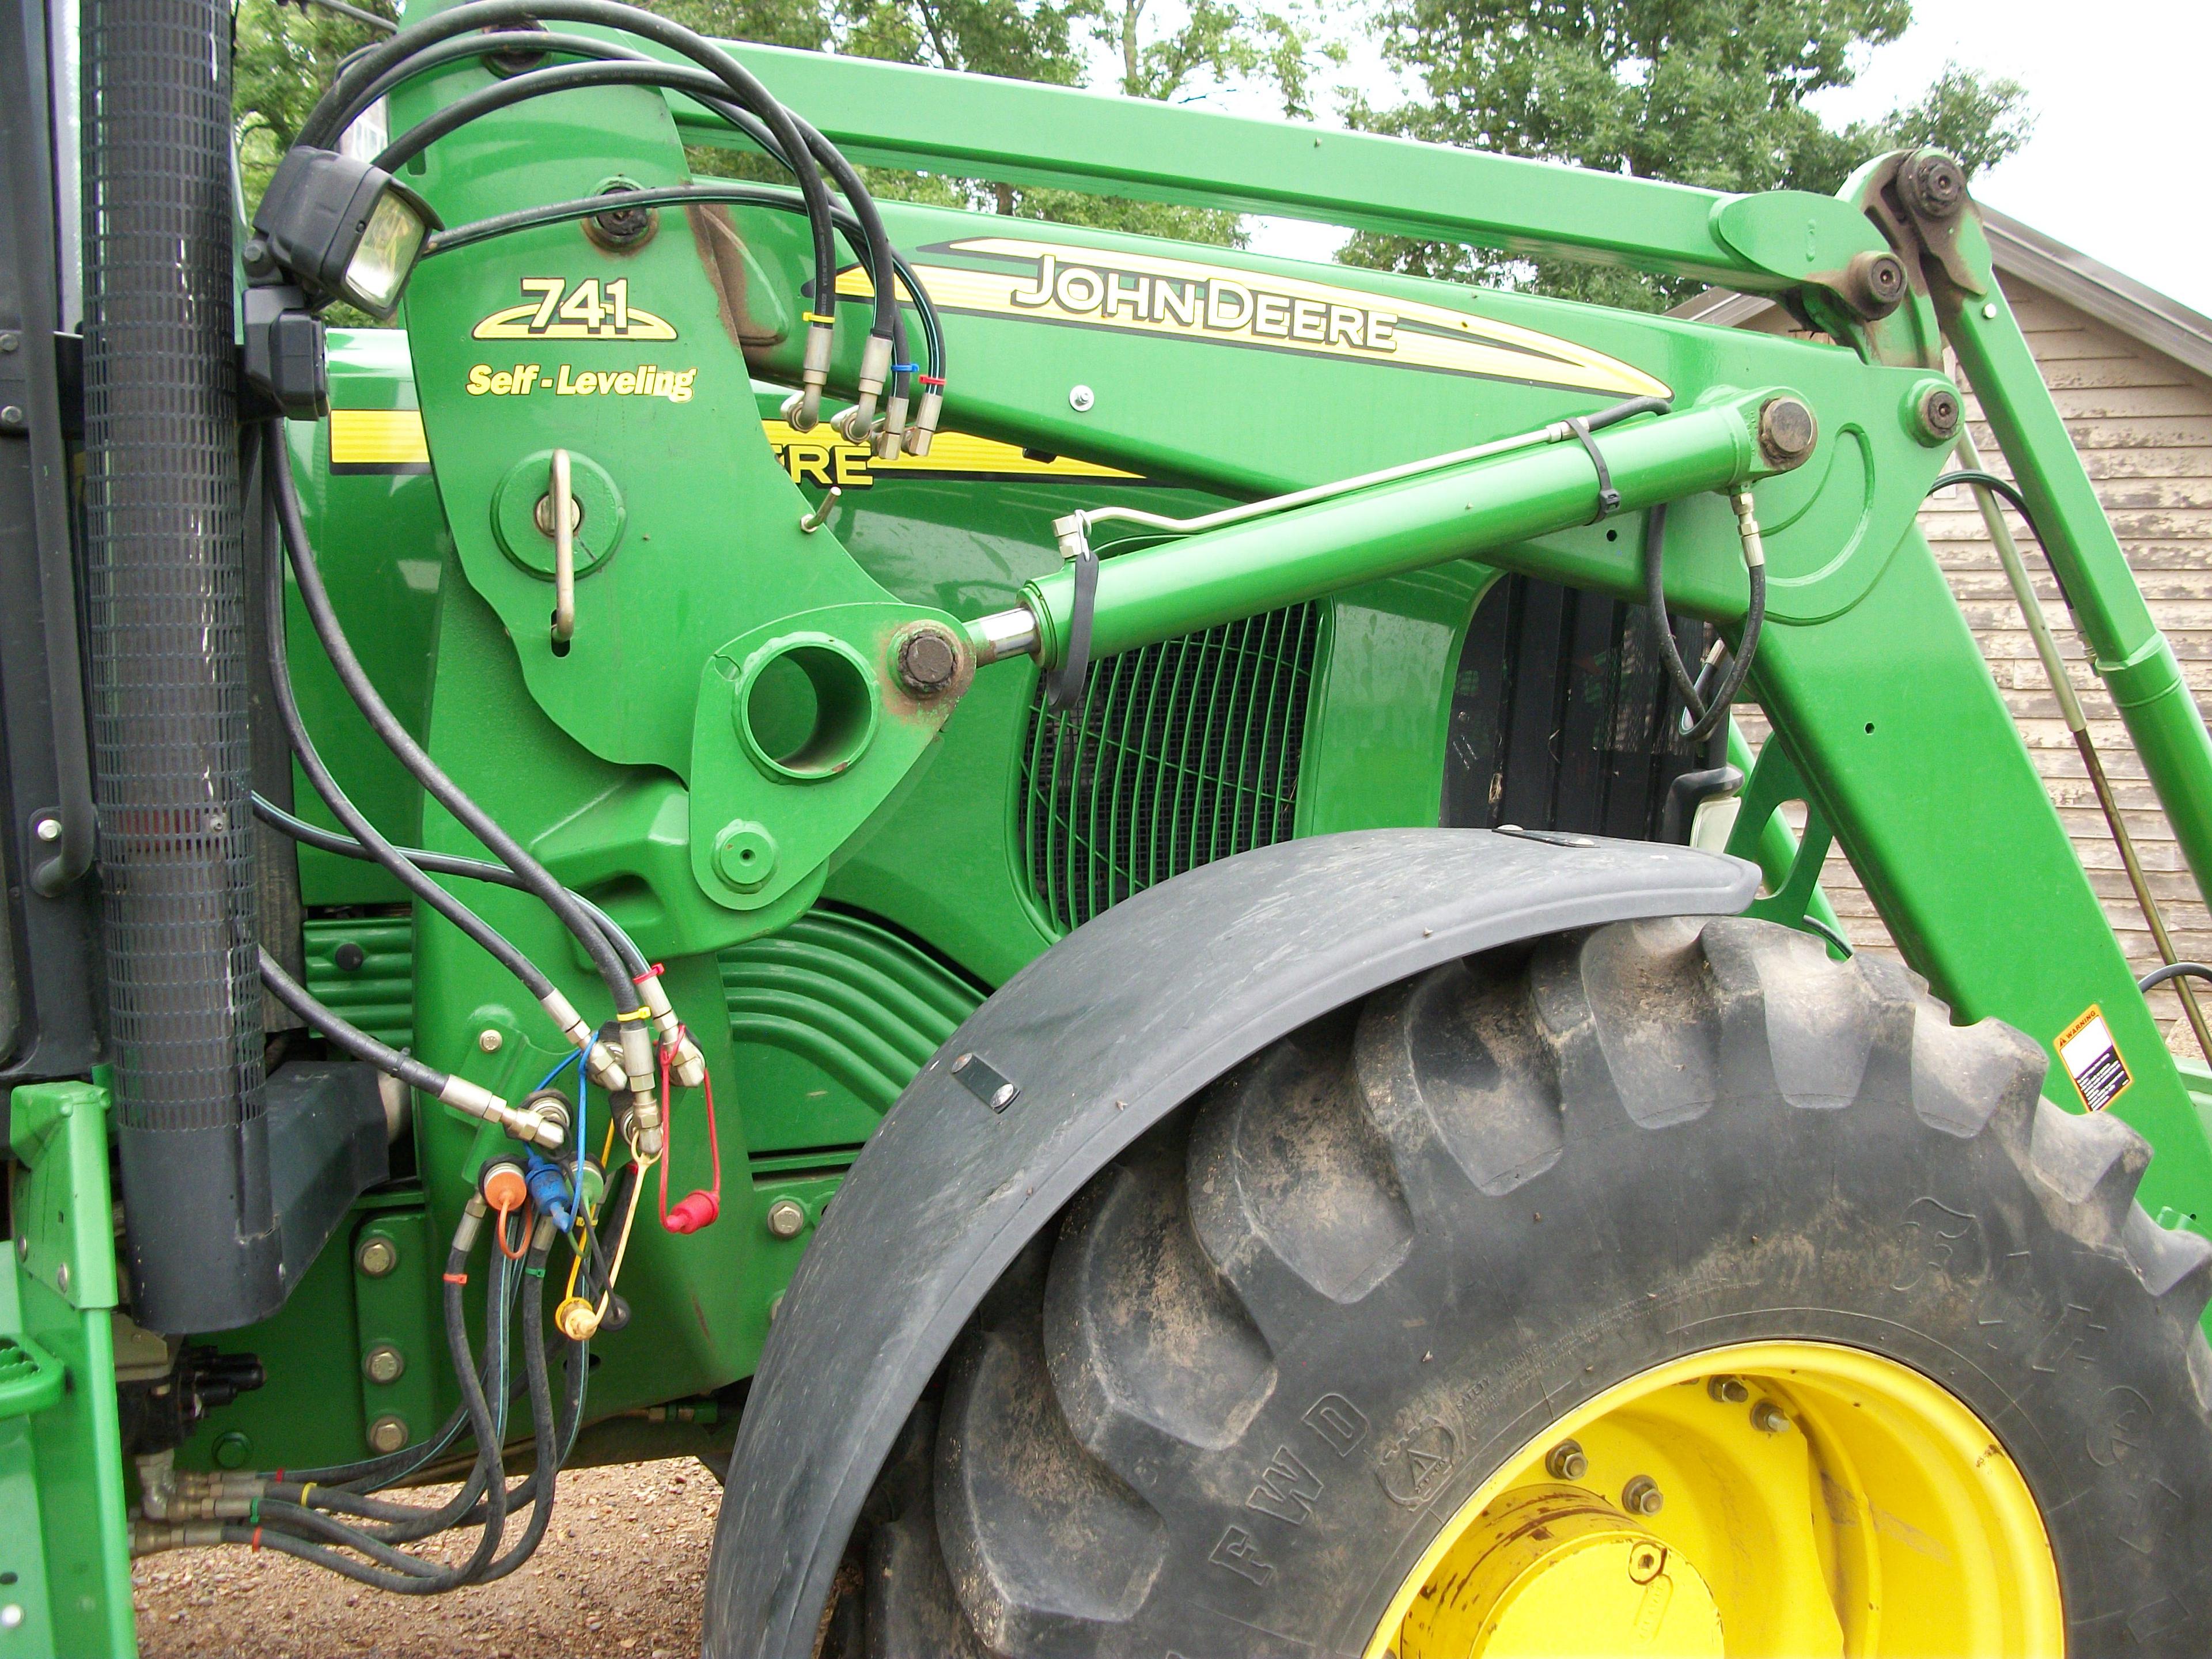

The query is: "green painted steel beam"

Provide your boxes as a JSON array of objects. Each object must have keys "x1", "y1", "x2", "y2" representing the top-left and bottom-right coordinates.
[
  {"x1": 1940, "y1": 218, "x2": 2212, "y2": 915},
  {"x1": 699, "y1": 45, "x2": 1887, "y2": 294}
]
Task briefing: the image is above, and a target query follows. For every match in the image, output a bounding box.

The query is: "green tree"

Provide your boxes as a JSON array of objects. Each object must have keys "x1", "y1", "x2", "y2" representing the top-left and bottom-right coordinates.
[
  {"x1": 232, "y1": 0, "x2": 401, "y2": 213},
  {"x1": 1343, "y1": 0, "x2": 2033, "y2": 308},
  {"x1": 835, "y1": 0, "x2": 1339, "y2": 244}
]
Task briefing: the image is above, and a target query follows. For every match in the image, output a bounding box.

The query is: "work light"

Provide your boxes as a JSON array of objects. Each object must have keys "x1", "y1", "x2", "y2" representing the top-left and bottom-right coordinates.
[{"x1": 250, "y1": 147, "x2": 438, "y2": 317}]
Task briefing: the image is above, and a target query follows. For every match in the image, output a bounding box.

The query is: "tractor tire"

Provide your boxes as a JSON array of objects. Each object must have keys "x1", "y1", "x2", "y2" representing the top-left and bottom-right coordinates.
[{"x1": 825, "y1": 916, "x2": 2212, "y2": 1657}]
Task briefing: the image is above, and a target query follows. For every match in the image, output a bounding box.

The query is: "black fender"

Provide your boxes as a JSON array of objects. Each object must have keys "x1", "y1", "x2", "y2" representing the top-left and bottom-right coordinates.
[{"x1": 705, "y1": 828, "x2": 1758, "y2": 1656}]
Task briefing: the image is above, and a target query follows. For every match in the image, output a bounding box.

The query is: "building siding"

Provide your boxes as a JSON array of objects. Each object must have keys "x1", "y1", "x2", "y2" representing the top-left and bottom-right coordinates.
[{"x1": 1734, "y1": 279, "x2": 2212, "y2": 1054}]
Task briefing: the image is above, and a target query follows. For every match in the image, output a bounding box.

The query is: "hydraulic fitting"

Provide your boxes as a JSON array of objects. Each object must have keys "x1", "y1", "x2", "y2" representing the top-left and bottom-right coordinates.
[
  {"x1": 1730, "y1": 488, "x2": 1768, "y2": 573},
  {"x1": 131, "y1": 1520, "x2": 226, "y2": 1557},
  {"x1": 544, "y1": 990, "x2": 626, "y2": 1090},
  {"x1": 873, "y1": 388, "x2": 910, "y2": 461},
  {"x1": 440, "y1": 1075, "x2": 565, "y2": 1150},
  {"x1": 906, "y1": 380, "x2": 944, "y2": 458},
  {"x1": 526, "y1": 1154, "x2": 582, "y2": 1232},
  {"x1": 635, "y1": 973, "x2": 707, "y2": 1088},
  {"x1": 781, "y1": 316, "x2": 836, "y2": 431},
  {"x1": 555, "y1": 1294, "x2": 601, "y2": 1342},
  {"x1": 478, "y1": 1154, "x2": 529, "y2": 1217}
]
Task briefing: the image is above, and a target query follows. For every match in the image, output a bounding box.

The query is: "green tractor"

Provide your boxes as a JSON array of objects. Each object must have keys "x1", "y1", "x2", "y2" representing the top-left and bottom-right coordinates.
[{"x1": 5, "y1": 0, "x2": 2212, "y2": 1652}]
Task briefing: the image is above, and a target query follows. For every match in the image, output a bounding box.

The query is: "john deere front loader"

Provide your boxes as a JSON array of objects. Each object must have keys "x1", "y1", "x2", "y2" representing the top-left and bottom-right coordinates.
[{"x1": 5, "y1": 0, "x2": 2212, "y2": 1651}]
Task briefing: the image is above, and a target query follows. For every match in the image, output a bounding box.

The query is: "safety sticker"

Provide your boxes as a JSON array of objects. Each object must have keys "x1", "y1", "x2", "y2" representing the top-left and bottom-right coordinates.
[{"x1": 2057, "y1": 1005, "x2": 2132, "y2": 1112}]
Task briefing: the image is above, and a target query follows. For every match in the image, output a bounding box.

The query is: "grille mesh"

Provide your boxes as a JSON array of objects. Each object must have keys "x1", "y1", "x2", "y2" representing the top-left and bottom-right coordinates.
[{"x1": 1021, "y1": 604, "x2": 1320, "y2": 934}]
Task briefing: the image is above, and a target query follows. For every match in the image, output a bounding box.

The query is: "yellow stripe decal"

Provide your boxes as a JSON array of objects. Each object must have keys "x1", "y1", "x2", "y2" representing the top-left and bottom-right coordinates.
[{"x1": 329, "y1": 408, "x2": 430, "y2": 467}]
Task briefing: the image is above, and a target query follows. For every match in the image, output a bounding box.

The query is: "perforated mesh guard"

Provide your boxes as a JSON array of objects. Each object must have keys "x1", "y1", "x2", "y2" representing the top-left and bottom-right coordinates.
[{"x1": 81, "y1": 0, "x2": 263, "y2": 1132}]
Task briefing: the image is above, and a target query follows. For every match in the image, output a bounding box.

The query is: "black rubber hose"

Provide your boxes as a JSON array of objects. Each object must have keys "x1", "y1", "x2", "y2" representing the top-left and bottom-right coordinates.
[
  {"x1": 300, "y1": 0, "x2": 837, "y2": 315},
  {"x1": 1642, "y1": 500, "x2": 1767, "y2": 747},
  {"x1": 253, "y1": 793, "x2": 652, "y2": 982},
  {"x1": 323, "y1": 27, "x2": 904, "y2": 350},
  {"x1": 240, "y1": 1221, "x2": 513, "y2": 1590},
  {"x1": 268, "y1": 423, "x2": 643, "y2": 1020},
  {"x1": 1929, "y1": 469, "x2": 2080, "y2": 613},
  {"x1": 1585, "y1": 395, "x2": 1672, "y2": 431},
  {"x1": 424, "y1": 181, "x2": 939, "y2": 378},
  {"x1": 470, "y1": 1227, "x2": 564, "y2": 1581},
  {"x1": 2139, "y1": 961, "x2": 2212, "y2": 994},
  {"x1": 259, "y1": 433, "x2": 558, "y2": 1003},
  {"x1": 259, "y1": 948, "x2": 447, "y2": 1097}
]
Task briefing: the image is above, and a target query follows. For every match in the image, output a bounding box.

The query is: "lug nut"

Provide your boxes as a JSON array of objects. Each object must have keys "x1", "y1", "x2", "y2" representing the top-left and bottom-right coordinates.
[
  {"x1": 765, "y1": 1197, "x2": 808, "y2": 1240},
  {"x1": 366, "y1": 1415, "x2": 410, "y2": 1455},
  {"x1": 1707, "y1": 1375, "x2": 1749, "y2": 1404},
  {"x1": 362, "y1": 1343, "x2": 406, "y2": 1385},
  {"x1": 1544, "y1": 1438, "x2": 1589, "y2": 1482},
  {"x1": 1622, "y1": 1475, "x2": 1664, "y2": 1516},
  {"x1": 355, "y1": 1236, "x2": 399, "y2": 1278},
  {"x1": 1752, "y1": 1400, "x2": 1791, "y2": 1435}
]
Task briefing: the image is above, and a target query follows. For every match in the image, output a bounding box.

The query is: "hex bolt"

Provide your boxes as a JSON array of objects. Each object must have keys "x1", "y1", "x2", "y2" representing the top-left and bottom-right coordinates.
[
  {"x1": 367, "y1": 1415, "x2": 410, "y2": 1455},
  {"x1": 0, "y1": 407, "x2": 24, "y2": 429},
  {"x1": 355, "y1": 1235, "x2": 399, "y2": 1278},
  {"x1": 1900, "y1": 150, "x2": 1967, "y2": 220},
  {"x1": 896, "y1": 627, "x2": 961, "y2": 695},
  {"x1": 1752, "y1": 1400, "x2": 1792, "y2": 1435},
  {"x1": 363, "y1": 1343, "x2": 406, "y2": 1385},
  {"x1": 1068, "y1": 384, "x2": 1096, "y2": 413},
  {"x1": 55, "y1": 1262, "x2": 69, "y2": 1297},
  {"x1": 765, "y1": 1197, "x2": 808, "y2": 1240},
  {"x1": 478, "y1": 1028, "x2": 504, "y2": 1054},
  {"x1": 1544, "y1": 1438, "x2": 1589, "y2": 1482},
  {"x1": 1707, "y1": 1375, "x2": 1749, "y2": 1404},
  {"x1": 1622, "y1": 1475, "x2": 1664, "y2": 1516},
  {"x1": 32, "y1": 816, "x2": 60, "y2": 843},
  {"x1": 0, "y1": 331, "x2": 18, "y2": 351}
]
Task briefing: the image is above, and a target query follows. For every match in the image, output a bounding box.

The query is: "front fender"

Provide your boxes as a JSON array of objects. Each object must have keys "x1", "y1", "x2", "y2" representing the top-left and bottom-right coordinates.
[{"x1": 706, "y1": 828, "x2": 1758, "y2": 1656}]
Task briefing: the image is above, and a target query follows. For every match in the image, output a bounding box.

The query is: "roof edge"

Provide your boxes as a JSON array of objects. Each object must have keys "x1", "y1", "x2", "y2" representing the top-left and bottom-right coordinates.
[{"x1": 1667, "y1": 203, "x2": 2212, "y2": 383}]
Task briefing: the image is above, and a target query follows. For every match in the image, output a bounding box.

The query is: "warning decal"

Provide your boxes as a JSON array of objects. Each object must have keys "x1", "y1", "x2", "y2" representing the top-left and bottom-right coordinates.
[{"x1": 2057, "y1": 1005, "x2": 2132, "y2": 1112}]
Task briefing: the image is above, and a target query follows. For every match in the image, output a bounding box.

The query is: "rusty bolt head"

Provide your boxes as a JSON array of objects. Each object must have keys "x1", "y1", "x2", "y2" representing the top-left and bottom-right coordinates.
[
  {"x1": 896, "y1": 627, "x2": 961, "y2": 695},
  {"x1": 1622, "y1": 1475, "x2": 1664, "y2": 1516},
  {"x1": 1707, "y1": 1374, "x2": 1750, "y2": 1403},
  {"x1": 765, "y1": 1197, "x2": 808, "y2": 1240},
  {"x1": 1758, "y1": 398, "x2": 1818, "y2": 470},
  {"x1": 355, "y1": 1236, "x2": 399, "y2": 1278},
  {"x1": 1752, "y1": 1400, "x2": 1792, "y2": 1435},
  {"x1": 367, "y1": 1415, "x2": 410, "y2": 1455},
  {"x1": 1901, "y1": 150, "x2": 1968, "y2": 221},
  {"x1": 1544, "y1": 1439, "x2": 1589, "y2": 1482},
  {"x1": 363, "y1": 1343, "x2": 406, "y2": 1385},
  {"x1": 1843, "y1": 249, "x2": 1908, "y2": 320},
  {"x1": 1916, "y1": 385, "x2": 1963, "y2": 443}
]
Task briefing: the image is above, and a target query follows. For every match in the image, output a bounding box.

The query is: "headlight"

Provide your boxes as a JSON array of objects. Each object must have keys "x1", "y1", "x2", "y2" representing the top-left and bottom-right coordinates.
[{"x1": 249, "y1": 147, "x2": 439, "y2": 318}]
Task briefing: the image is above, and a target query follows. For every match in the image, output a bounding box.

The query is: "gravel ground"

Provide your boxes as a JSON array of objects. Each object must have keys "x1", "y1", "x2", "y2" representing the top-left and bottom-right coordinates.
[{"x1": 133, "y1": 1459, "x2": 722, "y2": 1658}]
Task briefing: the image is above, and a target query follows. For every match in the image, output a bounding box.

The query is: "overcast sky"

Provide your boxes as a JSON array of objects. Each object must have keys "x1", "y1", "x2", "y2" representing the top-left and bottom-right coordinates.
[
  {"x1": 1812, "y1": 0, "x2": 2211, "y2": 315},
  {"x1": 1238, "y1": 1, "x2": 2210, "y2": 317}
]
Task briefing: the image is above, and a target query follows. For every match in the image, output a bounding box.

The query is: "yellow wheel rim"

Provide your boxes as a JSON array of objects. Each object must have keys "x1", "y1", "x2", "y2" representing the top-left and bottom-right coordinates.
[{"x1": 1368, "y1": 1341, "x2": 2063, "y2": 1657}]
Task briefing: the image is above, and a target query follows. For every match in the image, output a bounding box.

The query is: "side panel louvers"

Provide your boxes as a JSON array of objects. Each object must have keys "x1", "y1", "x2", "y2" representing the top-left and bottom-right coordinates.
[{"x1": 1020, "y1": 604, "x2": 1320, "y2": 934}]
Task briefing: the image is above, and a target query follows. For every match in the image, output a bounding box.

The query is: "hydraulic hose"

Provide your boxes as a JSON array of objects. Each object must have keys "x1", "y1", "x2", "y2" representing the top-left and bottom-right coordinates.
[
  {"x1": 253, "y1": 793, "x2": 653, "y2": 982},
  {"x1": 267, "y1": 423, "x2": 646, "y2": 1033},
  {"x1": 258, "y1": 948, "x2": 446, "y2": 1099},
  {"x1": 1643, "y1": 499, "x2": 1767, "y2": 746},
  {"x1": 425, "y1": 181, "x2": 940, "y2": 379},
  {"x1": 299, "y1": 0, "x2": 838, "y2": 324},
  {"x1": 321, "y1": 28, "x2": 907, "y2": 354},
  {"x1": 259, "y1": 430, "x2": 559, "y2": 1007}
]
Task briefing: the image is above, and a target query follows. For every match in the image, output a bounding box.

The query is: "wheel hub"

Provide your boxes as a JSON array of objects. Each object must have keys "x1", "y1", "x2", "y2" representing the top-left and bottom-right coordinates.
[
  {"x1": 1399, "y1": 1484, "x2": 1722, "y2": 1657},
  {"x1": 1374, "y1": 1341, "x2": 2063, "y2": 1657}
]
